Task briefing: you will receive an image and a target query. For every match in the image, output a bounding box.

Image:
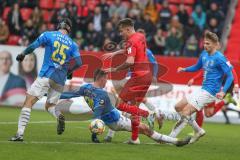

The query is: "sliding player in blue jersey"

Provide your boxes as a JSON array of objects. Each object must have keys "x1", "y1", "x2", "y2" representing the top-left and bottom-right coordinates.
[
  {"x1": 10, "y1": 18, "x2": 82, "y2": 141},
  {"x1": 60, "y1": 69, "x2": 190, "y2": 146},
  {"x1": 170, "y1": 31, "x2": 233, "y2": 144}
]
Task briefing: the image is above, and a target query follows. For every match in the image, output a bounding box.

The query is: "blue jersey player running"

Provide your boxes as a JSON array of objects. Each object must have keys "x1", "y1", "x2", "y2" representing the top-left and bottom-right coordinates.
[
  {"x1": 60, "y1": 69, "x2": 191, "y2": 146},
  {"x1": 169, "y1": 31, "x2": 233, "y2": 144},
  {"x1": 10, "y1": 18, "x2": 82, "y2": 141}
]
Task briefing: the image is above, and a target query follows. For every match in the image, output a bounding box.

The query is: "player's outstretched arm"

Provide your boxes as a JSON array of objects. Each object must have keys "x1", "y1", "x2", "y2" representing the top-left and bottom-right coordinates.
[
  {"x1": 60, "y1": 87, "x2": 84, "y2": 99},
  {"x1": 16, "y1": 32, "x2": 48, "y2": 62},
  {"x1": 101, "y1": 49, "x2": 125, "y2": 60}
]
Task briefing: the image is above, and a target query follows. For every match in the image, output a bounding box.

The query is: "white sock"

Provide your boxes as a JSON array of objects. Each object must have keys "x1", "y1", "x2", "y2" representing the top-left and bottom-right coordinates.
[
  {"x1": 106, "y1": 129, "x2": 115, "y2": 138},
  {"x1": 187, "y1": 116, "x2": 202, "y2": 133},
  {"x1": 144, "y1": 101, "x2": 155, "y2": 111},
  {"x1": 48, "y1": 107, "x2": 61, "y2": 118},
  {"x1": 169, "y1": 118, "x2": 188, "y2": 138},
  {"x1": 151, "y1": 131, "x2": 178, "y2": 144},
  {"x1": 17, "y1": 107, "x2": 31, "y2": 135}
]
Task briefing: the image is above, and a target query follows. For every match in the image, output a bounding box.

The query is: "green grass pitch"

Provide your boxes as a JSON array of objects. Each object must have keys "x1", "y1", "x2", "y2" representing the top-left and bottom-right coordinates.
[{"x1": 0, "y1": 106, "x2": 239, "y2": 160}]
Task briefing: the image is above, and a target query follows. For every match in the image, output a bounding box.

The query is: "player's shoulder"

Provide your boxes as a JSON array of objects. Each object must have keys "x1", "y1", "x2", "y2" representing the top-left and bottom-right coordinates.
[{"x1": 215, "y1": 51, "x2": 227, "y2": 61}]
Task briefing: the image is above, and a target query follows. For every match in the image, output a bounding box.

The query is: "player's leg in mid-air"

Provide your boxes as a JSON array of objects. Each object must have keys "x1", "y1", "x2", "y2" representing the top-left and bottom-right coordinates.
[
  {"x1": 10, "y1": 78, "x2": 64, "y2": 141},
  {"x1": 107, "y1": 114, "x2": 190, "y2": 146}
]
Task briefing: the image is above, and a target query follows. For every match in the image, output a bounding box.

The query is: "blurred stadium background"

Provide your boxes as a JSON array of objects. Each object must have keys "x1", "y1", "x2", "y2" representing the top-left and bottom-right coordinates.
[{"x1": 0, "y1": 0, "x2": 240, "y2": 160}]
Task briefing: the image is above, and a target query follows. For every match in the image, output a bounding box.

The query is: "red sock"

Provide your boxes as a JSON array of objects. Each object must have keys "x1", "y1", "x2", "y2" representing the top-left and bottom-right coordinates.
[
  {"x1": 213, "y1": 100, "x2": 225, "y2": 114},
  {"x1": 205, "y1": 102, "x2": 215, "y2": 108},
  {"x1": 117, "y1": 103, "x2": 149, "y2": 118},
  {"x1": 131, "y1": 115, "x2": 140, "y2": 140},
  {"x1": 196, "y1": 110, "x2": 204, "y2": 127}
]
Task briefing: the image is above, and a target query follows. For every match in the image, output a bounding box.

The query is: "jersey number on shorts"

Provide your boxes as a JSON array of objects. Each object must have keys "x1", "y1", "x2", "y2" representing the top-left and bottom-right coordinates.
[{"x1": 52, "y1": 41, "x2": 69, "y2": 65}]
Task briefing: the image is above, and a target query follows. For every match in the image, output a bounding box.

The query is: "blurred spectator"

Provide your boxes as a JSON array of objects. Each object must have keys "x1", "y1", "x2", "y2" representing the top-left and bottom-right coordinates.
[
  {"x1": 144, "y1": 0, "x2": 158, "y2": 24},
  {"x1": 18, "y1": 53, "x2": 37, "y2": 88},
  {"x1": 0, "y1": 18, "x2": 10, "y2": 44},
  {"x1": 109, "y1": 0, "x2": 128, "y2": 19},
  {"x1": 152, "y1": 28, "x2": 165, "y2": 55},
  {"x1": 164, "y1": 27, "x2": 182, "y2": 56},
  {"x1": 184, "y1": 17, "x2": 201, "y2": 41},
  {"x1": 19, "y1": 0, "x2": 37, "y2": 8},
  {"x1": 97, "y1": 0, "x2": 110, "y2": 20},
  {"x1": 84, "y1": 22, "x2": 103, "y2": 51},
  {"x1": 141, "y1": 13, "x2": 156, "y2": 38},
  {"x1": 66, "y1": 1, "x2": 78, "y2": 37},
  {"x1": 18, "y1": 35, "x2": 29, "y2": 46},
  {"x1": 38, "y1": 23, "x2": 47, "y2": 35},
  {"x1": 73, "y1": 31, "x2": 86, "y2": 49},
  {"x1": 7, "y1": 3, "x2": 23, "y2": 35},
  {"x1": 183, "y1": 35, "x2": 199, "y2": 57},
  {"x1": 103, "y1": 21, "x2": 118, "y2": 42},
  {"x1": 206, "y1": 2, "x2": 224, "y2": 26},
  {"x1": 191, "y1": 5, "x2": 206, "y2": 30},
  {"x1": 30, "y1": 6, "x2": 43, "y2": 30},
  {"x1": 76, "y1": 0, "x2": 90, "y2": 33},
  {"x1": 158, "y1": 0, "x2": 172, "y2": 30},
  {"x1": 206, "y1": 18, "x2": 222, "y2": 37},
  {"x1": 0, "y1": 51, "x2": 26, "y2": 105},
  {"x1": 22, "y1": 19, "x2": 37, "y2": 42},
  {"x1": 51, "y1": 0, "x2": 70, "y2": 25},
  {"x1": 168, "y1": 16, "x2": 183, "y2": 39},
  {"x1": 177, "y1": 4, "x2": 189, "y2": 26},
  {"x1": 0, "y1": 0, "x2": 7, "y2": 16},
  {"x1": 91, "y1": 6, "x2": 105, "y2": 32},
  {"x1": 128, "y1": 1, "x2": 141, "y2": 18},
  {"x1": 110, "y1": 13, "x2": 121, "y2": 28}
]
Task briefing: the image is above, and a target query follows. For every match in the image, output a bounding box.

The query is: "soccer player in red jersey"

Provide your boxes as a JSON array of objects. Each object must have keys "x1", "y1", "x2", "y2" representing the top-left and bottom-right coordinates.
[{"x1": 104, "y1": 18, "x2": 155, "y2": 144}]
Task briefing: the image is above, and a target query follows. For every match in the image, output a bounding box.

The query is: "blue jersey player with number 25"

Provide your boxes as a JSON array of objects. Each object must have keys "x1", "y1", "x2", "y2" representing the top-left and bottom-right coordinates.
[{"x1": 10, "y1": 18, "x2": 82, "y2": 141}]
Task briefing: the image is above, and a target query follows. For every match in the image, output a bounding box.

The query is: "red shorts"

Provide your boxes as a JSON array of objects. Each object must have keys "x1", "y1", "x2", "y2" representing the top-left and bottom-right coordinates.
[{"x1": 119, "y1": 72, "x2": 152, "y2": 103}]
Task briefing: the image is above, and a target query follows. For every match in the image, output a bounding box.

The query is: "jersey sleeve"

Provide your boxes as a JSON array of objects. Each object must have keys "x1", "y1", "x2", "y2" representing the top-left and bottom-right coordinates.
[
  {"x1": 71, "y1": 42, "x2": 80, "y2": 58},
  {"x1": 185, "y1": 53, "x2": 203, "y2": 72},
  {"x1": 60, "y1": 86, "x2": 84, "y2": 99},
  {"x1": 147, "y1": 49, "x2": 158, "y2": 78},
  {"x1": 22, "y1": 32, "x2": 49, "y2": 55},
  {"x1": 218, "y1": 56, "x2": 233, "y2": 93}
]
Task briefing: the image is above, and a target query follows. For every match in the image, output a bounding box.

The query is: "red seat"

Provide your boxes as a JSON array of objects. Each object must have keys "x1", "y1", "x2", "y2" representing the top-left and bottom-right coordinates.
[
  {"x1": 183, "y1": 0, "x2": 195, "y2": 5},
  {"x1": 3, "y1": 7, "x2": 11, "y2": 20},
  {"x1": 39, "y1": 0, "x2": 54, "y2": 9},
  {"x1": 55, "y1": 0, "x2": 68, "y2": 9},
  {"x1": 20, "y1": 8, "x2": 33, "y2": 21},
  {"x1": 169, "y1": 0, "x2": 181, "y2": 4},
  {"x1": 169, "y1": 4, "x2": 179, "y2": 15},
  {"x1": 42, "y1": 10, "x2": 53, "y2": 22},
  {"x1": 87, "y1": 0, "x2": 99, "y2": 11},
  {"x1": 185, "y1": 5, "x2": 193, "y2": 15},
  {"x1": 156, "y1": 3, "x2": 162, "y2": 12},
  {"x1": 7, "y1": 35, "x2": 21, "y2": 45}
]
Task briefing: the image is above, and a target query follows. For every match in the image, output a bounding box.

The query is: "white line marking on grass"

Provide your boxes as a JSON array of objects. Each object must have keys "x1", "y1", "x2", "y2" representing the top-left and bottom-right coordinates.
[
  {"x1": 0, "y1": 140, "x2": 158, "y2": 145},
  {"x1": 0, "y1": 121, "x2": 86, "y2": 125}
]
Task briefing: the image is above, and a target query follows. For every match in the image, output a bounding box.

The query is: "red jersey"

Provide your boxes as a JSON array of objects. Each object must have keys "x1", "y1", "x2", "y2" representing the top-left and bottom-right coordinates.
[{"x1": 126, "y1": 32, "x2": 150, "y2": 77}]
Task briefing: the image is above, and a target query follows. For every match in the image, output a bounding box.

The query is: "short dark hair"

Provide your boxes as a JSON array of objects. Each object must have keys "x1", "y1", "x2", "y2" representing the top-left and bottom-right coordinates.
[
  {"x1": 94, "y1": 69, "x2": 107, "y2": 81},
  {"x1": 117, "y1": 18, "x2": 134, "y2": 29},
  {"x1": 204, "y1": 31, "x2": 219, "y2": 43},
  {"x1": 57, "y1": 18, "x2": 72, "y2": 33}
]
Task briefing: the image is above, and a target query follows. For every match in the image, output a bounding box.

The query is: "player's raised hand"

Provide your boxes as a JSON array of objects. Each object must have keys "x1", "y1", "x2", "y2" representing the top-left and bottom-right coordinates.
[
  {"x1": 16, "y1": 53, "x2": 25, "y2": 62},
  {"x1": 177, "y1": 67, "x2": 185, "y2": 73},
  {"x1": 187, "y1": 78, "x2": 194, "y2": 87},
  {"x1": 216, "y1": 91, "x2": 225, "y2": 99}
]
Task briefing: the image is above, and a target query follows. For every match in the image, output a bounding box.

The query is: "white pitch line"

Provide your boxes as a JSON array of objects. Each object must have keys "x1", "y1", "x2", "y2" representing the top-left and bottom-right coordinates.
[
  {"x1": 0, "y1": 121, "x2": 85, "y2": 125},
  {"x1": 0, "y1": 140, "x2": 158, "y2": 145}
]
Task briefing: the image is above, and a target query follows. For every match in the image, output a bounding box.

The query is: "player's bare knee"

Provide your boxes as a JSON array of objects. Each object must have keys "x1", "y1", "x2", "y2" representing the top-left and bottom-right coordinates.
[
  {"x1": 139, "y1": 124, "x2": 152, "y2": 136},
  {"x1": 45, "y1": 103, "x2": 55, "y2": 110},
  {"x1": 23, "y1": 94, "x2": 38, "y2": 107}
]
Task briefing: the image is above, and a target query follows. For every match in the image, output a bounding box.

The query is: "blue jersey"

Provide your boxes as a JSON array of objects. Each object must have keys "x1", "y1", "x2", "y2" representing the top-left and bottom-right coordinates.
[
  {"x1": 60, "y1": 84, "x2": 120, "y2": 125},
  {"x1": 23, "y1": 31, "x2": 80, "y2": 86},
  {"x1": 185, "y1": 50, "x2": 233, "y2": 96},
  {"x1": 146, "y1": 49, "x2": 158, "y2": 78}
]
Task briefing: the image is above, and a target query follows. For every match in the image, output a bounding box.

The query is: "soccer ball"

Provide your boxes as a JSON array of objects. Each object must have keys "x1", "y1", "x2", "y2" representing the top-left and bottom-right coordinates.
[{"x1": 89, "y1": 119, "x2": 105, "y2": 135}]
